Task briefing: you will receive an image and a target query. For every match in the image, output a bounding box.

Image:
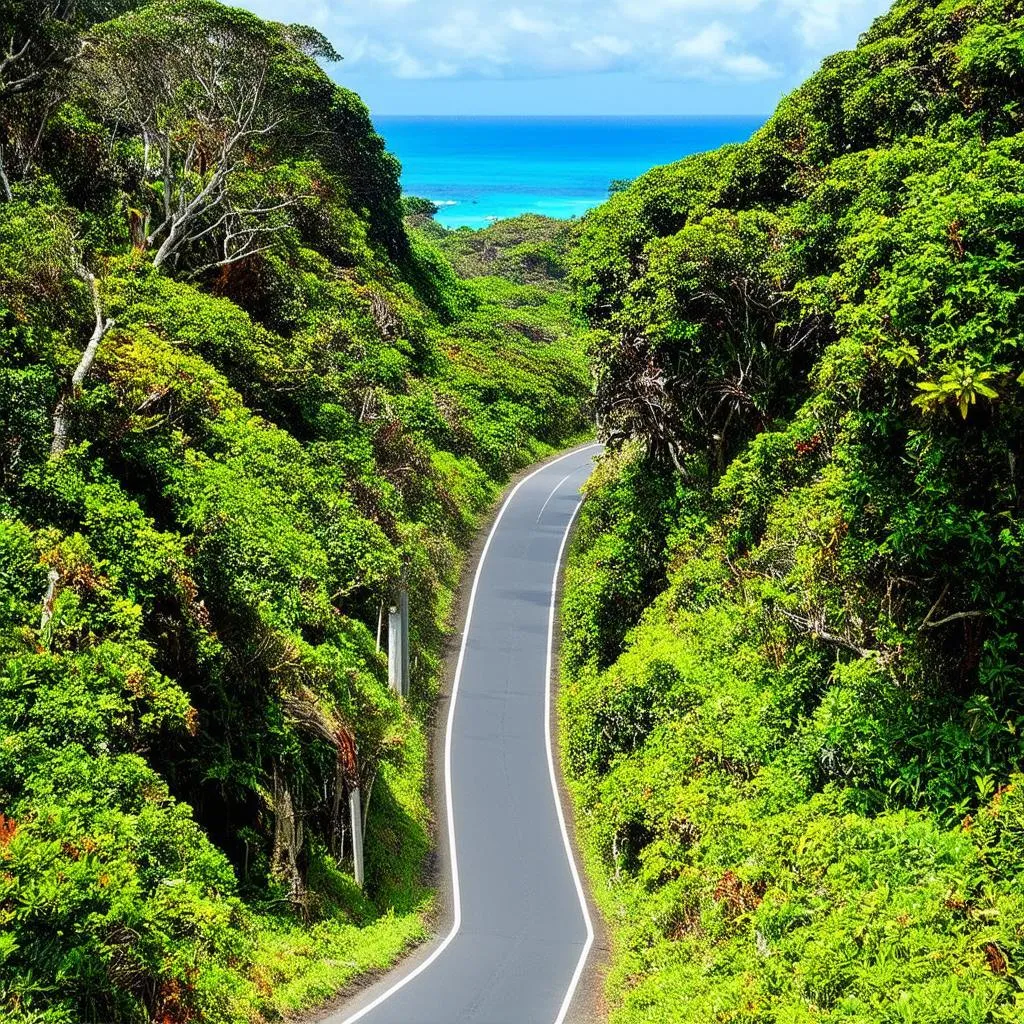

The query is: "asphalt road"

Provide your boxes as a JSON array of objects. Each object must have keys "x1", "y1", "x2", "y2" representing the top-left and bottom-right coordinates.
[{"x1": 332, "y1": 443, "x2": 603, "y2": 1024}]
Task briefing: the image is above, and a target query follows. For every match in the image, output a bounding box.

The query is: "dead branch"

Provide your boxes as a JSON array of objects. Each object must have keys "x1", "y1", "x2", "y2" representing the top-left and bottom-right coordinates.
[
  {"x1": 361, "y1": 766, "x2": 378, "y2": 833},
  {"x1": 922, "y1": 610, "x2": 987, "y2": 630},
  {"x1": 0, "y1": 145, "x2": 11, "y2": 202},
  {"x1": 918, "y1": 582, "x2": 950, "y2": 629},
  {"x1": 917, "y1": 582, "x2": 986, "y2": 630},
  {"x1": 779, "y1": 608, "x2": 881, "y2": 660}
]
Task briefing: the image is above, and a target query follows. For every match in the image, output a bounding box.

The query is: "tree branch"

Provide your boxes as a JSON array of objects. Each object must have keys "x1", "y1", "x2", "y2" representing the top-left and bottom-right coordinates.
[
  {"x1": 918, "y1": 582, "x2": 949, "y2": 629},
  {"x1": 922, "y1": 610, "x2": 987, "y2": 630},
  {"x1": 917, "y1": 583, "x2": 986, "y2": 629},
  {"x1": 779, "y1": 608, "x2": 881, "y2": 660}
]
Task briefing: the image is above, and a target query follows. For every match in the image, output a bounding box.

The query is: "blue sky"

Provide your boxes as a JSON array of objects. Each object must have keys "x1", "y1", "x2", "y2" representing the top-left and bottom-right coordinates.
[{"x1": 235, "y1": 0, "x2": 893, "y2": 116}]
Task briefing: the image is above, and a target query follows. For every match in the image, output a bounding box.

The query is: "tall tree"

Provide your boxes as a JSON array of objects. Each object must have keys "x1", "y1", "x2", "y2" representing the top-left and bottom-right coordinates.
[
  {"x1": 0, "y1": 1, "x2": 78, "y2": 197},
  {"x1": 83, "y1": 0, "x2": 339, "y2": 273}
]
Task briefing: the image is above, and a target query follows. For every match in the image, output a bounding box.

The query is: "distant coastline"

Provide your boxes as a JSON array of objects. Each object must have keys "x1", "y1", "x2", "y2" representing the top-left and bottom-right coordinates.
[{"x1": 376, "y1": 114, "x2": 764, "y2": 228}]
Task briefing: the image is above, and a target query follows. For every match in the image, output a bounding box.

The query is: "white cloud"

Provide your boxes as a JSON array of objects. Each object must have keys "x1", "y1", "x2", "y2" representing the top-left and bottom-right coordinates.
[
  {"x1": 505, "y1": 9, "x2": 558, "y2": 36},
  {"x1": 231, "y1": 0, "x2": 889, "y2": 85},
  {"x1": 722, "y1": 53, "x2": 779, "y2": 78},
  {"x1": 672, "y1": 22, "x2": 779, "y2": 79},
  {"x1": 568, "y1": 34, "x2": 634, "y2": 72},
  {"x1": 577, "y1": 35, "x2": 633, "y2": 57},
  {"x1": 780, "y1": 0, "x2": 891, "y2": 49},
  {"x1": 426, "y1": 11, "x2": 511, "y2": 65},
  {"x1": 674, "y1": 22, "x2": 733, "y2": 60},
  {"x1": 618, "y1": 0, "x2": 763, "y2": 23},
  {"x1": 381, "y1": 45, "x2": 459, "y2": 80}
]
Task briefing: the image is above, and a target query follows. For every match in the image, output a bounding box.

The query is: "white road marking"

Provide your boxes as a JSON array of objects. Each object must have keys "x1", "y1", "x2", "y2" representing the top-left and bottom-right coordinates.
[
  {"x1": 547, "y1": 495, "x2": 596, "y2": 1024},
  {"x1": 537, "y1": 472, "x2": 574, "y2": 522},
  {"x1": 337, "y1": 443, "x2": 601, "y2": 1024}
]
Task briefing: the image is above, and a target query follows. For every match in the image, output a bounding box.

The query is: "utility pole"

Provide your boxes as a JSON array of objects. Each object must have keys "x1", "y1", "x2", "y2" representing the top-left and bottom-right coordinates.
[
  {"x1": 349, "y1": 785, "x2": 364, "y2": 888},
  {"x1": 388, "y1": 604, "x2": 402, "y2": 694},
  {"x1": 386, "y1": 585, "x2": 411, "y2": 696},
  {"x1": 399, "y1": 586, "x2": 410, "y2": 698}
]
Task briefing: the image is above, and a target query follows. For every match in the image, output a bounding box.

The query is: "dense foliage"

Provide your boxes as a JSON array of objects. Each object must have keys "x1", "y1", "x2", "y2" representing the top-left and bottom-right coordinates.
[
  {"x1": 411, "y1": 211, "x2": 574, "y2": 289},
  {"x1": 0, "y1": 3, "x2": 590, "y2": 1021},
  {"x1": 563, "y1": 1, "x2": 1024, "y2": 1021}
]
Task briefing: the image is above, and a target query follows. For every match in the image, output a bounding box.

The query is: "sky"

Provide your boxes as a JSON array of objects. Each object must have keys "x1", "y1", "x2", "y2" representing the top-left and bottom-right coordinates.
[{"x1": 234, "y1": 0, "x2": 893, "y2": 116}]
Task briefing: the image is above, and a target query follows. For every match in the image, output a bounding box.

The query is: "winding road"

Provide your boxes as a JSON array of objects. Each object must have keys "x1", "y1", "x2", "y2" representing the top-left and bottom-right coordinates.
[{"x1": 332, "y1": 443, "x2": 602, "y2": 1024}]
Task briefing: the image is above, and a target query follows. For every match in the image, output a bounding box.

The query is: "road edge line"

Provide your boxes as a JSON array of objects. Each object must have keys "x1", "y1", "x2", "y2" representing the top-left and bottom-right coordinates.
[{"x1": 547, "y1": 495, "x2": 597, "y2": 1024}]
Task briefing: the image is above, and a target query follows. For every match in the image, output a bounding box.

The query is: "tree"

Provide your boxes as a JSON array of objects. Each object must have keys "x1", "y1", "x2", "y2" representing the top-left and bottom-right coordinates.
[
  {"x1": 83, "y1": 0, "x2": 338, "y2": 273},
  {"x1": 50, "y1": 265, "x2": 113, "y2": 455},
  {"x1": 0, "y1": 2, "x2": 83, "y2": 102},
  {"x1": 0, "y1": 1, "x2": 141, "y2": 196},
  {"x1": 0, "y1": 1, "x2": 80, "y2": 198},
  {"x1": 590, "y1": 207, "x2": 821, "y2": 475}
]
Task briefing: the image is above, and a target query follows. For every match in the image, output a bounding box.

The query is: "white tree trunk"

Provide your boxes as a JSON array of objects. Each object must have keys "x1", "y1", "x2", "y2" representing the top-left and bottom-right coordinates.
[
  {"x1": 0, "y1": 146, "x2": 11, "y2": 202},
  {"x1": 51, "y1": 269, "x2": 113, "y2": 456},
  {"x1": 39, "y1": 567, "x2": 59, "y2": 630}
]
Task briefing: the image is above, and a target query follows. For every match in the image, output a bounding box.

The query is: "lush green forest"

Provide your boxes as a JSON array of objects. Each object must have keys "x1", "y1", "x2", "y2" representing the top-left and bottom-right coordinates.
[
  {"x1": 8, "y1": 0, "x2": 1024, "y2": 1021},
  {"x1": 562, "y1": 0, "x2": 1024, "y2": 1021},
  {"x1": 0, "y1": 2, "x2": 589, "y2": 1021}
]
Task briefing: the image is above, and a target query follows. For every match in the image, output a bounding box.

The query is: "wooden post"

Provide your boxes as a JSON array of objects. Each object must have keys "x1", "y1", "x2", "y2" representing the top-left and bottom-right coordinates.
[
  {"x1": 388, "y1": 605, "x2": 402, "y2": 693},
  {"x1": 349, "y1": 786, "x2": 364, "y2": 888},
  {"x1": 399, "y1": 587, "x2": 410, "y2": 698}
]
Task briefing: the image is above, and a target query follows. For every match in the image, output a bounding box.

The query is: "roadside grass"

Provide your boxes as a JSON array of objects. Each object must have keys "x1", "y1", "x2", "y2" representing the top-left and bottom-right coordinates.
[{"x1": 250, "y1": 905, "x2": 431, "y2": 1019}]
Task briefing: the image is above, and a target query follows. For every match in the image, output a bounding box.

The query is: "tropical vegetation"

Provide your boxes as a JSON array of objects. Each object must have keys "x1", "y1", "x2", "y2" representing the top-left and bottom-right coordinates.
[
  {"x1": 0, "y1": 3, "x2": 590, "y2": 1021},
  {"x1": 562, "y1": 1, "x2": 1024, "y2": 1021}
]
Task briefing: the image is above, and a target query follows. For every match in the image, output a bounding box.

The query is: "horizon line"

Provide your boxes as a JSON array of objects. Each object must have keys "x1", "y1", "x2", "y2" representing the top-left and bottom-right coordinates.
[{"x1": 372, "y1": 112, "x2": 769, "y2": 119}]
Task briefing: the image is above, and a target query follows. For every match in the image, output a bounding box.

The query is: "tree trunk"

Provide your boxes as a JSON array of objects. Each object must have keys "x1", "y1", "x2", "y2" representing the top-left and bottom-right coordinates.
[
  {"x1": 39, "y1": 567, "x2": 60, "y2": 630},
  {"x1": 0, "y1": 145, "x2": 11, "y2": 202},
  {"x1": 151, "y1": 225, "x2": 179, "y2": 269},
  {"x1": 272, "y1": 766, "x2": 306, "y2": 909},
  {"x1": 51, "y1": 269, "x2": 113, "y2": 456}
]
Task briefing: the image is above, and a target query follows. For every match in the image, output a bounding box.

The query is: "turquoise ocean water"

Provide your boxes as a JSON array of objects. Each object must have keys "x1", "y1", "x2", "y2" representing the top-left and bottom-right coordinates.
[{"x1": 375, "y1": 116, "x2": 764, "y2": 229}]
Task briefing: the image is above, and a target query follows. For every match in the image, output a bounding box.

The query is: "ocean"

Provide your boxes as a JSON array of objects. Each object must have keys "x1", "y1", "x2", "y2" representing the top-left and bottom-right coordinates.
[{"x1": 374, "y1": 115, "x2": 765, "y2": 229}]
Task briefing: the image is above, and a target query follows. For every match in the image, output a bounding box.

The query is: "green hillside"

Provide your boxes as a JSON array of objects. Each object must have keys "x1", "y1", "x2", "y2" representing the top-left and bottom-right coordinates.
[
  {"x1": 563, "y1": 1, "x2": 1024, "y2": 1021},
  {"x1": 0, "y1": 3, "x2": 590, "y2": 1021},
  {"x1": 411, "y1": 210, "x2": 574, "y2": 289}
]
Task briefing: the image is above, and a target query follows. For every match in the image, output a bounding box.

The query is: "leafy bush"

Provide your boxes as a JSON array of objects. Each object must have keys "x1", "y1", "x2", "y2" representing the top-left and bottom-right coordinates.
[{"x1": 414, "y1": 213, "x2": 576, "y2": 289}]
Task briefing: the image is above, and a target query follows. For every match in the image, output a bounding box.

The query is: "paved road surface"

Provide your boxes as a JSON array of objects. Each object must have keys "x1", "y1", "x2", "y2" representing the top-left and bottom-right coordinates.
[{"x1": 332, "y1": 444, "x2": 602, "y2": 1024}]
